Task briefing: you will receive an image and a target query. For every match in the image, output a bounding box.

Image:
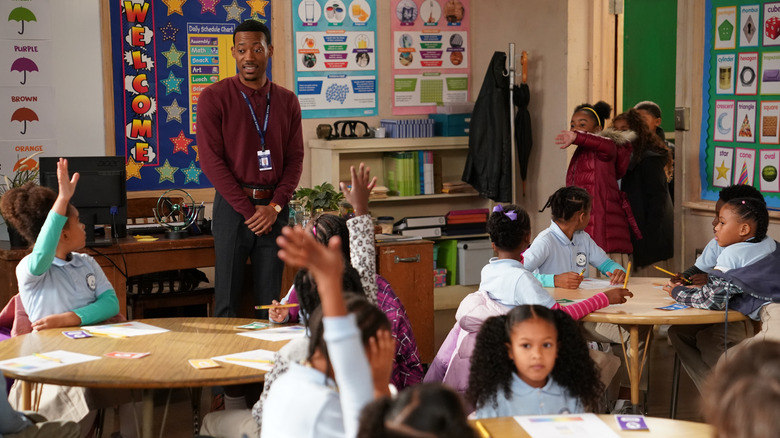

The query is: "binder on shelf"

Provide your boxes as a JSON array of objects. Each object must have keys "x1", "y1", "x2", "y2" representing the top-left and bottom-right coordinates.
[
  {"x1": 400, "y1": 227, "x2": 443, "y2": 238},
  {"x1": 393, "y1": 216, "x2": 447, "y2": 230}
]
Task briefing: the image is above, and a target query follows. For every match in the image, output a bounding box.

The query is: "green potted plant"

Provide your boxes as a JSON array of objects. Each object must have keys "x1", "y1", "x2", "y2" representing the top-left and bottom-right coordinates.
[{"x1": 293, "y1": 182, "x2": 344, "y2": 214}]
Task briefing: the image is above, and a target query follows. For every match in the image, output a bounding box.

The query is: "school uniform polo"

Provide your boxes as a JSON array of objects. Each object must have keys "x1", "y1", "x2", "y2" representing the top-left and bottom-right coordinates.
[
  {"x1": 523, "y1": 221, "x2": 624, "y2": 287},
  {"x1": 693, "y1": 238, "x2": 723, "y2": 272},
  {"x1": 479, "y1": 258, "x2": 555, "y2": 308},
  {"x1": 715, "y1": 237, "x2": 776, "y2": 272},
  {"x1": 474, "y1": 373, "x2": 583, "y2": 418}
]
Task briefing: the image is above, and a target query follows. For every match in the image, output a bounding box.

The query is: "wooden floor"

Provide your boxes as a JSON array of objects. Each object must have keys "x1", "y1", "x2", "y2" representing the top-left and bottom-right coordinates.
[{"x1": 101, "y1": 309, "x2": 706, "y2": 437}]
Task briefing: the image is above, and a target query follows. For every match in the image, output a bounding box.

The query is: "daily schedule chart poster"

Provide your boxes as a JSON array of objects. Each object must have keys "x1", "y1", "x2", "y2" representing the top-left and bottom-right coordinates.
[
  {"x1": 701, "y1": 1, "x2": 780, "y2": 207},
  {"x1": 391, "y1": 0, "x2": 470, "y2": 115},
  {"x1": 0, "y1": 0, "x2": 57, "y2": 182},
  {"x1": 108, "y1": 0, "x2": 272, "y2": 191},
  {"x1": 292, "y1": 0, "x2": 378, "y2": 118}
]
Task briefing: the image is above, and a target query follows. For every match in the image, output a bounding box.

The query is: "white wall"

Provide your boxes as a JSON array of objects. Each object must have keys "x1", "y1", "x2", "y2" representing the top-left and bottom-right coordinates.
[{"x1": 51, "y1": 0, "x2": 105, "y2": 156}]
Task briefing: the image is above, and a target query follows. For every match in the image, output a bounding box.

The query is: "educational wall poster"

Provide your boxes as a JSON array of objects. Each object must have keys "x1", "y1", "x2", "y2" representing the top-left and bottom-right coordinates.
[
  {"x1": 736, "y1": 52, "x2": 758, "y2": 94},
  {"x1": 740, "y1": 4, "x2": 760, "y2": 47},
  {"x1": 292, "y1": 0, "x2": 378, "y2": 118},
  {"x1": 734, "y1": 147, "x2": 756, "y2": 184},
  {"x1": 713, "y1": 146, "x2": 734, "y2": 188},
  {"x1": 716, "y1": 6, "x2": 738, "y2": 49},
  {"x1": 0, "y1": 0, "x2": 56, "y2": 183},
  {"x1": 759, "y1": 148, "x2": 780, "y2": 190},
  {"x1": 736, "y1": 100, "x2": 756, "y2": 142},
  {"x1": 701, "y1": 0, "x2": 780, "y2": 208},
  {"x1": 109, "y1": 0, "x2": 272, "y2": 191},
  {"x1": 391, "y1": 0, "x2": 471, "y2": 115}
]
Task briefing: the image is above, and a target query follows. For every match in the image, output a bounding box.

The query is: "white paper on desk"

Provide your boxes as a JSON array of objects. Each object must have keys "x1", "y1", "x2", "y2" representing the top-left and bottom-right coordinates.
[
  {"x1": 0, "y1": 350, "x2": 100, "y2": 374},
  {"x1": 212, "y1": 349, "x2": 276, "y2": 371},
  {"x1": 237, "y1": 325, "x2": 306, "y2": 342},
  {"x1": 514, "y1": 413, "x2": 620, "y2": 438},
  {"x1": 578, "y1": 279, "x2": 613, "y2": 290},
  {"x1": 81, "y1": 321, "x2": 169, "y2": 337}
]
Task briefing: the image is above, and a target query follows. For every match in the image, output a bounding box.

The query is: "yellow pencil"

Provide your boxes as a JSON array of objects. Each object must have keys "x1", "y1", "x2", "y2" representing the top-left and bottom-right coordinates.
[
  {"x1": 579, "y1": 268, "x2": 586, "y2": 276},
  {"x1": 223, "y1": 357, "x2": 274, "y2": 364},
  {"x1": 653, "y1": 265, "x2": 692, "y2": 283},
  {"x1": 623, "y1": 262, "x2": 632, "y2": 289},
  {"x1": 255, "y1": 303, "x2": 300, "y2": 310},
  {"x1": 475, "y1": 420, "x2": 492, "y2": 438},
  {"x1": 34, "y1": 353, "x2": 62, "y2": 363}
]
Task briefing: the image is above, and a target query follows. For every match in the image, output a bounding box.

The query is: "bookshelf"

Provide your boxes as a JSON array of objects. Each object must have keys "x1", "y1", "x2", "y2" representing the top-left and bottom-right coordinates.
[{"x1": 308, "y1": 136, "x2": 493, "y2": 312}]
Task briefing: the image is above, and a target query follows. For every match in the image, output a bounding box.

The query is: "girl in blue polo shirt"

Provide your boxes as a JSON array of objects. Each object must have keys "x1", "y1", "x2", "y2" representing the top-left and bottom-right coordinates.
[{"x1": 523, "y1": 186, "x2": 626, "y2": 289}]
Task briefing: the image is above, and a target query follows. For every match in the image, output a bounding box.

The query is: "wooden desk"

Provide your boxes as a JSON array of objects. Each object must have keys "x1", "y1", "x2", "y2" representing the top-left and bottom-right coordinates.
[
  {"x1": 476, "y1": 414, "x2": 714, "y2": 437},
  {"x1": 550, "y1": 277, "x2": 746, "y2": 412},
  {"x1": 0, "y1": 236, "x2": 216, "y2": 317},
  {"x1": 0, "y1": 317, "x2": 288, "y2": 438}
]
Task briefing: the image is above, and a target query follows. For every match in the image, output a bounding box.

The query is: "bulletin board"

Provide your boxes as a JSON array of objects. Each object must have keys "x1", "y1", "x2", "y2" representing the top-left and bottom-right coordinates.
[
  {"x1": 701, "y1": 0, "x2": 780, "y2": 207},
  {"x1": 292, "y1": 0, "x2": 378, "y2": 119},
  {"x1": 107, "y1": 0, "x2": 272, "y2": 191}
]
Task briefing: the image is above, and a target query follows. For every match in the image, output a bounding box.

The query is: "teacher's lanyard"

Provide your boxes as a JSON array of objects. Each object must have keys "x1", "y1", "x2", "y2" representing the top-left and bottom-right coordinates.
[{"x1": 240, "y1": 91, "x2": 270, "y2": 151}]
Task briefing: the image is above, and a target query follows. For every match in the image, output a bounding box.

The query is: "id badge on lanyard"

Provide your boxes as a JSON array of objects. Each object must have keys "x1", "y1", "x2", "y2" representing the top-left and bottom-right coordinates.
[{"x1": 241, "y1": 90, "x2": 273, "y2": 172}]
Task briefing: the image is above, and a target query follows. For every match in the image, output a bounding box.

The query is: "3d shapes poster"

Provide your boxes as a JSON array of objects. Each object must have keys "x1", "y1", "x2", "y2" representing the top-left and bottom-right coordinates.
[
  {"x1": 391, "y1": 0, "x2": 470, "y2": 115},
  {"x1": 109, "y1": 0, "x2": 272, "y2": 191},
  {"x1": 701, "y1": 0, "x2": 780, "y2": 207},
  {"x1": 292, "y1": 0, "x2": 378, "y2": 118}
]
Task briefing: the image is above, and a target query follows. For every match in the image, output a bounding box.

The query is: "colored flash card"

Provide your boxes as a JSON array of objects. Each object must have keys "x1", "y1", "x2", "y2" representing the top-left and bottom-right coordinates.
[
  {"x1": 657, "y1": 303, "x2": 689, "y2": 311},
  {"x1": 63, "y1": 330, "x2": 93, "y2": 339},
  {"x1": 714, "y1": 6, "x2": 737, "y2": 49},
  {"x1": 616, "y1": 415, "x2": 649, "y2": 431},
  {"x1": 715, "y1": 54, "x2": 735, "y2": 95},
  {"x1": 235, "y1": 322, "x2": 271, "y2": 330},
  {"x1": 713, "y1": 146, "x2": 734, "y2": 188},
  {"x1": 556, "y1": 298, "x2": 575, "y2": 304},
  {"x1": 105, "y1": 351, "x2": 150, "y2": 359},
  {"x1": 189, "y1": 359, "x2": 221, "y2": 369},
  {"x1": 735, "y1": 100, "x2": 756, "y2": 142},
  {"x1": 740, "y1": 5, "x2": 760, "y2": 47},
  {"x1": 765, "y1": 2, "x2": 780, "y2": 46},
  {"x1": 714, "y1": 100, "x2": 735, "y2": 141},
  {"x1": 759, "y1": 149, "x2": 780, "y2": 192},
  {"x1": 734, "y1": 148, "x2": 756, "y2": 186},
  {"x1": 736, "y1": 54, "x2": 758, "y2": 95}
]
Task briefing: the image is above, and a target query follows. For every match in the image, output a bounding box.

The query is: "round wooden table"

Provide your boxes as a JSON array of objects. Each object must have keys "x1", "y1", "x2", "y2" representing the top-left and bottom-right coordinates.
[
  {"x1": 550, "y1": 277, "x2": 746, "y2": 413},
  {"x1": 0, "y1": 317, "x2": 291, "y2": 438},
  {"x1": 474, "y1": 414, "x2": 714, "y2": 437}
]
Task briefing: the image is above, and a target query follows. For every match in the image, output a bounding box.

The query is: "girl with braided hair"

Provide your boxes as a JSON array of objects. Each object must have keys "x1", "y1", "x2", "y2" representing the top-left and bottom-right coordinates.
[
  {"x1": 523, "y1": 186, "x2": 627, "y2": 289},
  {"x1": 467, "y1": 305, "x2": 604, "y2": 417}
]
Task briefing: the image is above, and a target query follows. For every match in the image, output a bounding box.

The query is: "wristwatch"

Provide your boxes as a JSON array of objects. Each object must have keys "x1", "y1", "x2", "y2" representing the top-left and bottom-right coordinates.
[{"x1": 269, "y1": 202, "x2": 282, "y2": 213}]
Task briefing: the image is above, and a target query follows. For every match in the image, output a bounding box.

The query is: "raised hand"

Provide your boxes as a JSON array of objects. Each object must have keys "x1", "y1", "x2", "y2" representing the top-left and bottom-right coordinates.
[
  {"x1": 555, "y1": 130, "x2": 577, "y2": 149},
  {"x1": 339, "y1": 163, "x2": 376, "y2": 217}
]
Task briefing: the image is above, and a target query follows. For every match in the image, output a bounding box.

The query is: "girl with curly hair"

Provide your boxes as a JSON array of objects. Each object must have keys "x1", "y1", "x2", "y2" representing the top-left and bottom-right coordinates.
[{"x1": 467, "y1": 305, "x2": 604, "y2": 417}]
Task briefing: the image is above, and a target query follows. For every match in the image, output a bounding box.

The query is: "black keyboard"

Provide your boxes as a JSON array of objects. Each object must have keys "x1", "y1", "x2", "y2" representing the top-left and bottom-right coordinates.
[{"x1": 126, "y1": 224, "x2": 167, "y2": 235}]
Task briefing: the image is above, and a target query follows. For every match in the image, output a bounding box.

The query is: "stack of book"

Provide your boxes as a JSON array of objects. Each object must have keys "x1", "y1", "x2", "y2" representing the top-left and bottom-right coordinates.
[
  {"x1": 369, "y1": 185, "x2": 389, "y2": 200},
  {"x1": 443, "y1": 208, "x2": 489, "y2": 236},
  {"x1": 392, "y1": 215, "x2": 446, "y2": 238},
  {"x1": 383, "y1": 151, "x2": 439, "y2": 197},
  {"x1": 442, "y1": 181, "x2": 478, "y2": 194}
]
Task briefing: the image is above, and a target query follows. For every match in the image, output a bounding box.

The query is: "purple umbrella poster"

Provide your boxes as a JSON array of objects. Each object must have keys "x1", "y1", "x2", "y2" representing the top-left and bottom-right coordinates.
[
  {"x1": 0, "y1": 0, "x2": 51, "y2": 40},
  {"x1": 108, "y1": 0, "x2": 272, "y2": 191},
  {"x1": 0, "y1": 40, "x2": 52, "y2": 87}
]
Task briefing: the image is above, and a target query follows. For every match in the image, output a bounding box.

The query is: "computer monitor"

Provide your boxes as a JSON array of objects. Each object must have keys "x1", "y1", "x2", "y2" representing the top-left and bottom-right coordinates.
[{"x1": 39, "y1": 156, "x2": 127, "y2": 246}]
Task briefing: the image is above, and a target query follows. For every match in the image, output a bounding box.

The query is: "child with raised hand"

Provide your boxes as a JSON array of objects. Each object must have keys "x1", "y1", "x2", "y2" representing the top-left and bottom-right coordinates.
[
  {"x1": 467, "y1": 305, "x2": 604, "y2": 417},
  {"x1": 261, "y1": 226, "x2": 395, "y2": 438},
  {"x1": 425, "y1": 204, "x2": 630, "y2": 396},
  {"x1": 557, "y1": 101, "x2": 636, "y2": 256},
  {"x1": 666, "y1": 197, "x2": 778, "y2": 390},
  {"x1": 358, "y1": 383, "x2": 477, "y2": 438},
  {"x1": 269, "y1": 163, "x2": 423, "y2": 389},
  {"x1": 523, "y1": 186, "x2": 627, "y2": 289},
  {"x1": 0, "y1": 158, "x2": 137, "y2": 436}
]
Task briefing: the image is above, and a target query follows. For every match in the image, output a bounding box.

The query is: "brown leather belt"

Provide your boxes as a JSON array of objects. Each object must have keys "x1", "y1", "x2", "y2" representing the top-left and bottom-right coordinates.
[{"x1": 242, "y1": 187, "x2": 273, "y2": 199}]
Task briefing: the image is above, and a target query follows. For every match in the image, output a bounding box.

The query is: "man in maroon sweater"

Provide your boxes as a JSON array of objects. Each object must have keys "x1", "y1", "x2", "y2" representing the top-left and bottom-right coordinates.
[{"x1": 197, "y1": 20, "x2": 303, "y2": 318}]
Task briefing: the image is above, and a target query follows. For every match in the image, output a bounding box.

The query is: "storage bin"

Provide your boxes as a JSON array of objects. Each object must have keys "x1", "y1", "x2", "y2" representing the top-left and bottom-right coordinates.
[
  {"x1": 435, "y1": 240, "x2": 459, "y2": 286},
  {"x1": 429, "y1": 113, "x2": 471, "y2": 137},
  {"x1": 457, "y1": 239, "x2": 493, "y2": 285}
]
